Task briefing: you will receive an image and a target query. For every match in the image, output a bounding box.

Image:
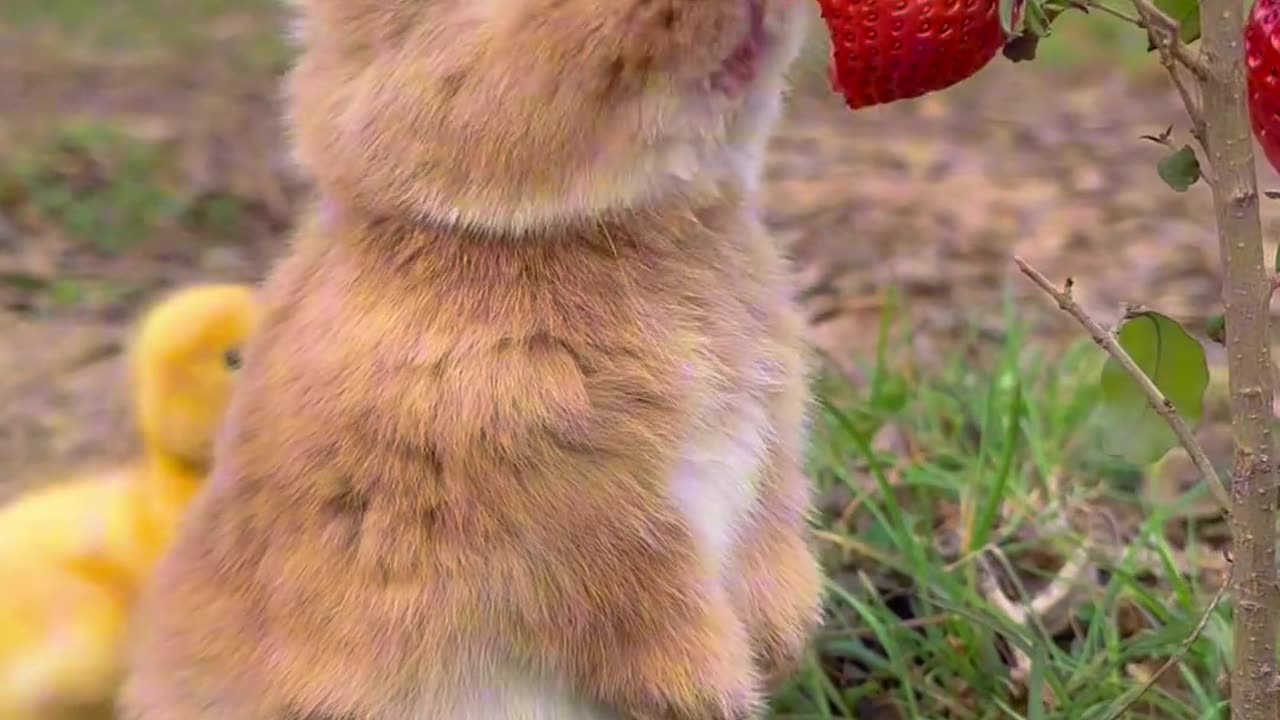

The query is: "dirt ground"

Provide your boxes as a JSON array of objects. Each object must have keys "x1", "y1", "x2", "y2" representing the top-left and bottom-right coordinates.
[{"x1": 3, "y1": 9, "x2": 1279, "y2": 492}]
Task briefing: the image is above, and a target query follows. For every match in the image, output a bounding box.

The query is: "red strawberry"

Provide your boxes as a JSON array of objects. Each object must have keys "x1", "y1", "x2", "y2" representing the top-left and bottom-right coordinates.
[
  {"x1": 817, "y1": 0, "x2": 1014, "y2": 110},
  {"x1": 1247, "y1": 0, "x2": 1280, "y2": 173}
]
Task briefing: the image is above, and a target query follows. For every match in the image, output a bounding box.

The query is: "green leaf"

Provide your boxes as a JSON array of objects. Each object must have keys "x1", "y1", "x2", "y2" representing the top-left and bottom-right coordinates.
[
  {"x1": 1157, "y1": 145, "x2": 1201, "y2": 192},
  {"x1": 1098, "y1": 311, "x2": 1210, "y2": 465},
  {"x1": 1027, "y1": 643, "x2": 1048, "y2": 720},
  {"x1": 1205, "y1": 313, "x2": 1226, "y2": 345},
  {"x1": 999, "y1": 0, "x2": 1022, "y2": 35},
  {"x1": 1024, "y1": 0, "x2": 1052, "y2": 35},
  {"x1": 48, "y1": 278, "x2": 83, "y2": 308},
  {"x1": 1152, "y1": 0, "x2": 1201, "y2": 44}
]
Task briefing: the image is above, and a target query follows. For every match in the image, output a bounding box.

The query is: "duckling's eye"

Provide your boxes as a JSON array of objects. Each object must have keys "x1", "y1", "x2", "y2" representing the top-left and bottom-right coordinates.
[{"x1": 224, "y1": 348, "x2": 243, "y2": 371}]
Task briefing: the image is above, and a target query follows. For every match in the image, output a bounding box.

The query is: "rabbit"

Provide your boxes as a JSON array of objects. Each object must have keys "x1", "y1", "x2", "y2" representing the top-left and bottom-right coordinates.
[{"x1": 118, "y1": 0, "x2": 824, "y2": 718}]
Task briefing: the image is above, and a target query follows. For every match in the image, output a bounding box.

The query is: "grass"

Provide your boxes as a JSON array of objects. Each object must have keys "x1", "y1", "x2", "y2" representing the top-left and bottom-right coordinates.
[
  {"x1": 0, "y1": 122, "x2": 190, "y2": 255},
  {"x1": 0, "y1": 120, "x2": 256, "y2": 312},
  {"x1": 772, "y1": 294, "x2": 1232, "y2": 719},
  {"x1": 2, "y1": 121, "x2": 252, "y2": 253},
  {"x1": 0, "y1": 0, "x2": 292, "y2": 74}
]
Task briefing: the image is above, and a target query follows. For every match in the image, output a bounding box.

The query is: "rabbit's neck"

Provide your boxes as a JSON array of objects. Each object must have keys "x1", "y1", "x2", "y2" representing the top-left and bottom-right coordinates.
[{"x1": 313, "y1": 188, "x2": 753, "y2": 253}]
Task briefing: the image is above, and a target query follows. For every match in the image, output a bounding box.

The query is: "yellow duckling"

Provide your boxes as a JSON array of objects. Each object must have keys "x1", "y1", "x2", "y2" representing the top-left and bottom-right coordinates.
[{"x1": 0, "y1": 283, "x2": 259, "y2": 719}]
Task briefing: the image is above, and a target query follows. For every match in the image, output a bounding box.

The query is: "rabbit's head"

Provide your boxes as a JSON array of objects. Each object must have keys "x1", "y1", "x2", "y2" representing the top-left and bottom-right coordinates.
[{"x1": 287, "y1": 0, "x2": 809, "y2": 233}]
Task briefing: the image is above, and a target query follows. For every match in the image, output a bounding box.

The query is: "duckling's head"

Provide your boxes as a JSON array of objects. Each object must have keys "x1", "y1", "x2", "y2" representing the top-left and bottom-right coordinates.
[{"x1": 129, "y1": 283, "x2": 260, "y2": 473}]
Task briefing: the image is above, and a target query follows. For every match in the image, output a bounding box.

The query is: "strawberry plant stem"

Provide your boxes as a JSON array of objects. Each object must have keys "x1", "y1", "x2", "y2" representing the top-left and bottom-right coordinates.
[
  {"x1": 1197, "y1": 0, "x2": 1280, "y2": 712},
  {"x1": 1130, "y1": 0, "x2": 1211, "y2": 77}
]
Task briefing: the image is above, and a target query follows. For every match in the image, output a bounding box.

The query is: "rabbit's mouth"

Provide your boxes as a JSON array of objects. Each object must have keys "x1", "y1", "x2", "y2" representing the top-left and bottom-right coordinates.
[{"x1": 708, "y1": 0, "x2": 770, "y2": 96}]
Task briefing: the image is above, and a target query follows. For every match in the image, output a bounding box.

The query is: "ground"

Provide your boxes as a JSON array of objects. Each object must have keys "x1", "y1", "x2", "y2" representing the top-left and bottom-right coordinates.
[{"x1": 0, "y1": 1, "x2": 1269, "y2": 717}]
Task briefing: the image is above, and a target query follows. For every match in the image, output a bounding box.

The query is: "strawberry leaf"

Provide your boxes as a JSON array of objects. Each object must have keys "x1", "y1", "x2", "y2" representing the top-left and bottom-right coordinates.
[
  {"x1": 1098, "y1": 311, "x2": 1209, "y2": 465},
  {"x1": 999, "y1": 0, "x2": 1023, "y2": 35},
  {"x1": 1205, "y1": 314, "x2": 1226, "y2": 345},
  {"x1": 1153, "y1": 0, "x2": 1201, "y2": 44},
  {"x1": 1157, "y1": 145, "x2": 1201, "y2": 192},
  {"x1": 1024, "y1": 0, "x2": 1053, "y2": 34}
]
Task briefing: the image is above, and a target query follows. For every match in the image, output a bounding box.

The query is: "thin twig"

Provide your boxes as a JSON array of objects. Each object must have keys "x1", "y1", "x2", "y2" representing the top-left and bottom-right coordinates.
[
  {"x1": 1125, "y1": 0, "x2": 1214, "y2": 167},
  {"x1": 1090, "y1": 0, "x2": 1208, "y2": 79},
  {"x1": 980, "y1": 542, "x2": 1095, "y2": 637},
  {"x1": 1082, "y1": 0, "x2": 1144, "y2": 26},
  {"x1": 1168, "y1": 64, "x2": 1208, "y2": 147},
  {"x1": 1088, "y1": 0, "x2": 1210, "y2": 79},
  {"x1": 1128, "y1": 0, "x2": 1211, "y2": 80},
  {"x1": 1013, "y1": 256, "x2": 1231, "y2": 510},
  {"x1": 1100, "y1": 562, "x2": 1232, "y2": 720},
  {"x1": 975, "y1": 542, "x2": 1090, "y2": 708}
]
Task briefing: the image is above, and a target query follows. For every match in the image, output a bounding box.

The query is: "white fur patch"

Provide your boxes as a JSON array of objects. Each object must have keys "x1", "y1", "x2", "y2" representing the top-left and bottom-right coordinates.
[
  {"x1": 667, "y1": 400, "x2": 771, "y2": 575},
  {"x1": 394, "y1": 403, "x2": 771, "y2": 720}
]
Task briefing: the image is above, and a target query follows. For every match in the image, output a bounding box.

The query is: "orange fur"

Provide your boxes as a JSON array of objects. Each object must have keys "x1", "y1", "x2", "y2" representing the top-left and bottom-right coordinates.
[{"x1": 120, "y1": 1, "x2": 823, "y2": 718}]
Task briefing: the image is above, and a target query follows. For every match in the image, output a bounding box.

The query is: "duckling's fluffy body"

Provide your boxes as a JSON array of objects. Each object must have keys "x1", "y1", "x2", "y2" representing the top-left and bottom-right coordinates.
[{"x1": 0, "y1": 284, "x2": 259, "y2": 719}]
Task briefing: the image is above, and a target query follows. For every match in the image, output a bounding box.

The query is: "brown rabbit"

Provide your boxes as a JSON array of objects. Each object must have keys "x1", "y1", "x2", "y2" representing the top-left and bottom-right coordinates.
[{"x1": 118, "y1": 0, "x2": 824, "y2": 718}]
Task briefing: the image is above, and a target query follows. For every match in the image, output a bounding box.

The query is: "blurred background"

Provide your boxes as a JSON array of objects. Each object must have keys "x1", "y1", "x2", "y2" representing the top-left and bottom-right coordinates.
[{"x1": 1, "y1": 1, "x2": 1274, "y2": 717}]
